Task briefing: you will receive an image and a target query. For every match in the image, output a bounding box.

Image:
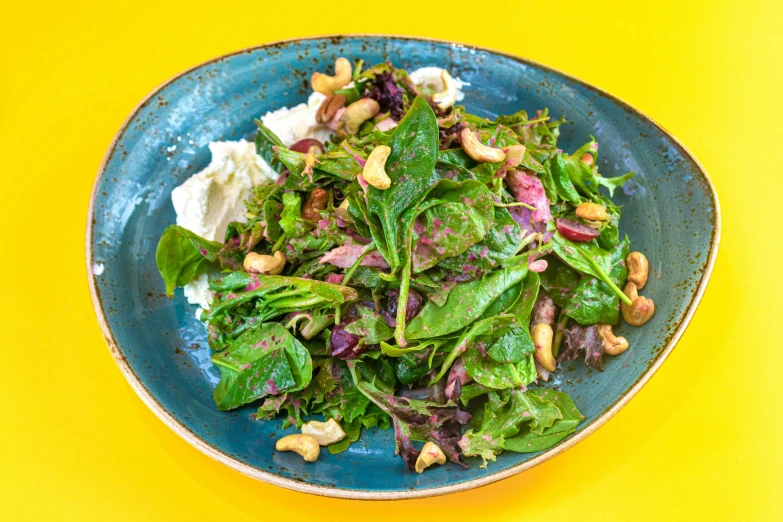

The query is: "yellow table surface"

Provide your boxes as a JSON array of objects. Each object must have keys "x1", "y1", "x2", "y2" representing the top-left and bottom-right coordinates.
[{"x1": 2, "y1": 0, "x2": 781, "y2": 519}]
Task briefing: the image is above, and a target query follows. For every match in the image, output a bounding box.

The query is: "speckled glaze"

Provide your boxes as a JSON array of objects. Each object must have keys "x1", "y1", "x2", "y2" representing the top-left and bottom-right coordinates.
[{"x1": 86, "y1": 36, "x2": 719, "y2": 499}]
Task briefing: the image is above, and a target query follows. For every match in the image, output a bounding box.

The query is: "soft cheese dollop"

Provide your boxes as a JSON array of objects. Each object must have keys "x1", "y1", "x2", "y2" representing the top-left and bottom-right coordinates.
[
  {"x1": 171, "y1": 139, "x2": 275, "y2": 307},
  {"x1": 261, "y1": 92, "x2": 335, "y2": 146},
  {"x1": 408, "y1": 67, "x2": 467, "y2": 102}
]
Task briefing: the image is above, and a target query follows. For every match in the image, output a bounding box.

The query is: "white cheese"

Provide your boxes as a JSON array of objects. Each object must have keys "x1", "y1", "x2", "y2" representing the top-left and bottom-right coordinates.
[
  {"x1": 171, "y1": 139, "x2": 273, "y2": 307},
  {"x1": 261, "y1": 92, "x2": 335, "y2": 146},
  {"x1": 408, "y1": 67, "x2": 467, "y2": 102}
]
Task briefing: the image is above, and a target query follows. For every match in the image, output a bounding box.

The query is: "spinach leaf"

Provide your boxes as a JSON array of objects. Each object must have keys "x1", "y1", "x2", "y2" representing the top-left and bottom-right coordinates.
[
  {"x1": 411, "y1": 180, "x2": 494, "y2": 272},
  {"x1": 484, "y1": 272, "x2": 540, "y2": 365},
  {"x1": 406, "y1": 263, "x2": 529, "y2": 339},
  {"x1": 438, "y1": 207, "x2": 521, "y2": 279},
  {"x1": 538, "y1": 257, "x2": 581, "y2": 308},
  {"x1": 368, "y1": 97, "x2": 439, "y2": 270},
  {"x1": 564, "y1": 236, "x2": 630, "y2": 325},
  {"x1": 211, "y1": 323, "x2": 313, "y2": 411},
  {"x1": 156, "y1": 225, "x2": 222, "y2": 297},
  {"x1": 431, "y1": 314, "x2": 517, "y2": 384},
  {"x1": 547, "y1": 154, "x2": 582, "y2": 205},
  {"x1": 551, "y1": 231, "x2": 612, "y2": 278}
]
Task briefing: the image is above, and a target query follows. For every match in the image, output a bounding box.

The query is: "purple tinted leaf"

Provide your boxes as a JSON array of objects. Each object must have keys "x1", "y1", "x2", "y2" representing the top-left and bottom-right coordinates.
[
  {"x1": 559, "y1": 323, "x2": 604, "y2": 371},
  {"x1": 348, "y1": 361, "x2": 471, "y2": 471}
]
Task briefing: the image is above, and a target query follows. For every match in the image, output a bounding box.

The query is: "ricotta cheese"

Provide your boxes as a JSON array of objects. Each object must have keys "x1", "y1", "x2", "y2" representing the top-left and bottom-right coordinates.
[
  {"x1": 260, "y1": 92, "x2": 335, "y2": 146},
  {"x1": 408, "y1": 67, "x2": 467, "y2": 102},
  {"x1": 171, "y1": 139, "x2": 274, "y2": 307}
]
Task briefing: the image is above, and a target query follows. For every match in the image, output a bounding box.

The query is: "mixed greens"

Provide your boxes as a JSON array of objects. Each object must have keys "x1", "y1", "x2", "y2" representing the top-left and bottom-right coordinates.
[{"x1": 156, "y1": 60, "x2": 653, "y2": 471}]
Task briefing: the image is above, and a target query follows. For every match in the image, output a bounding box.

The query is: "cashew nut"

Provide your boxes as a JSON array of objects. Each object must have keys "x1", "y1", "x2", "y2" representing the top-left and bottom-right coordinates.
[
  {"x1": 580, "y1": 152, "x2": 594, "y2": 166},
  {"x1": 361, "y1": 145, "x2": 393, "y2": 190},
  {"x1": 338, "y1": 98, "x2": 380, "y2": 136},
  {"x1": 335, "y1": 198, "x2": 352, "y2": 221},
  {"x1": 415, "y1": 442, "x2": 446, "y2": 473},
  {"x1": 301, "y1": 418, "x2": 346, "y2": 446},
  {"x1": 311, "y1": 57, "x2": 352, "y2": 95},
  {"x1": 243, "y1": 251, "x2": 286, "y2": 275},
  {"x1": 302, "y1": 188, "x2": 328, "y2": 221},
  {"x1": 460, "y1": 127, "x2": 506, "y2": 163},
  {"x1": 626, "y1": 252, "x2": 649, "y2": 289},
  {"x1": 275, "y1": 434, "x2": 320, "y2": 462},
  {"x1": 597, "y1": 324, "x2": 629, "y2": 355},
  {"x1": 316, "y1": 94, "x2": 347, "y2": 124},
  {"x1": 431, "y1": 70, "x2": 458, "y2": 110},
  {"x1": 532, "y1": 323, "x2": 556, "y2": 372},
  {"x1": 575, "y1": 202, "x2": 607, "y2": 221},
  {"x1": 302, "y1": 145, "x2": 320, "y2": 178},
  {"x1": 503, "y1": 145, "x2": 527, "y2": 168},
  {"x1": 621, "y1": 282, "x2": 655, "y2": 326}
]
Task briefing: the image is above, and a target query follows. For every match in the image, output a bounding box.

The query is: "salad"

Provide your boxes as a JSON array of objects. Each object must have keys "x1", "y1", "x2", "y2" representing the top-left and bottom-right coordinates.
[{"x1": 155, "y1": 58, "x2": 655, "y2": 472}]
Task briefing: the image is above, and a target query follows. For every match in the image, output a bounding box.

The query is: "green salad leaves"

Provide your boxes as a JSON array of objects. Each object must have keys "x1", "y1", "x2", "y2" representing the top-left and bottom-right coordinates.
[{"x1": 155, "y1": 59, "x2": 643, "y2": 471}]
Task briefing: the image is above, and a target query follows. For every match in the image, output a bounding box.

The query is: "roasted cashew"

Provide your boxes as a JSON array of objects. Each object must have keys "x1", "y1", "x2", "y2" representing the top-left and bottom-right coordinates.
[
  {"x1": 302, "y1": 418, "x2": 346, "y2": 446},
  {"x1": 275, "y1": 434, "x2": 320, "y2": 462},
  {"x1": 335, "y1": 198, "x2": 352, "y2": 221},
  {"x1": 243, "y1": 251, "x2": 286, "y2": 275},
  {"x1": 503, "y1": 145, "x2": 527, "y2": 168},
  {"x1": 338, "y1": 98, "x2": 380, "y2": 136},
  {"x1": 626, "y1": 252, "x2": 649, "y2": 289},
  {"x1": 311, "y1": 57, "x2": 352, "y2": 95},
  {"x1": 415, "y1": 442, "x2": 446, "y2": 473},
  {"x1": 575, "y1": 202, "x2": 607, "y2": 221},
  {"x1": 532, "y1": 323, "x2": 556, "y2": 372},
  {"x1": 460, "y1": 127, "x2": 506, "y2": 163},
  {"x1": 597, "y1": 324, "x2": 629, "y2": 355},
  {"x1": 302, "y1": 188, "x2": 328, "y2": 221},
  {"x1": 362, "y1": 145, "x2": 392, "y2": 189},
  {"x1": 316, "y1": 94, "x2": 347, "y2": 124},
  {"x1": 621, "y1": 282, "x2": 655, "y2": 326},
  {"x1": 431, "y1": 70, "x2": 458, "y2": 110}
]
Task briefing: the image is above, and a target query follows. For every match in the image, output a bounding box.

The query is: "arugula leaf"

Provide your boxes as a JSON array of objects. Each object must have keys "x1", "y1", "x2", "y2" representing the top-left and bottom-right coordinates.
[
  {"x1": 459, "y1": 388, "x2": 567, "y2": 467},
  {"x1": 156, "y1": 225, "x2": 222, "y2": 297},
  {"x1": 344, "y1": 303, "x2": 395, "y2": 344},
  {"x1": 503, "y1": 389, "x2": 585, "y2": 453},
  {"x1": 254, "y1": 121, "x2": 285, "y2": 172},
  {"x1": 596, "y1": 171, "x2": 635, "y2": 197},
  {"x1": 211, "y1": 323, "x2": 313, "y2": 411},
  {"x1": 368, "y1": 97, "x2": 440, "y2": 270}
]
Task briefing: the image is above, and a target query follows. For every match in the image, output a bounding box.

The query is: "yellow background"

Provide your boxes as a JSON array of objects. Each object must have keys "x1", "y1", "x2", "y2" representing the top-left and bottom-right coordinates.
[{"x1": 1, "y1": 0, "x2": 781, "y2": 519}]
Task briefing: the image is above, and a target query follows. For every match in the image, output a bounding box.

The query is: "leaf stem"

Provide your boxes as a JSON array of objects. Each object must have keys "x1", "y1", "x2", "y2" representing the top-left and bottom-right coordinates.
[
  {"x1": 272, "y1": 233, "x2": 287, "y2": 253},
  {"x1": 552, "y1": 308, "x2": 569, "y2": 358},
  {"x1": 493, "y1": 201, "x2": 536, "y2": 210},
  {"x1": 578, "y1": 251, "x2": 633, "y2": 305},
  {"x1": 342, "y1": 240, "x2": 375, "y2": 286}
]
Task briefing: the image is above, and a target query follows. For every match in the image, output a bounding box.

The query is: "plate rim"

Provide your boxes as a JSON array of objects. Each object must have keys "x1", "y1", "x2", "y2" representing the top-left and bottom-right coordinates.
[{"x1": 85, "y1": 34, "x2": 721, "y2": 500}]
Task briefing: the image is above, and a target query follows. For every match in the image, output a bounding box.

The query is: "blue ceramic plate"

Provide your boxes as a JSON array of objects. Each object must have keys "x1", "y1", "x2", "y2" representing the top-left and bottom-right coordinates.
[{"x1": 87, "y1": 36, "x2": 719, "y2": 499}]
